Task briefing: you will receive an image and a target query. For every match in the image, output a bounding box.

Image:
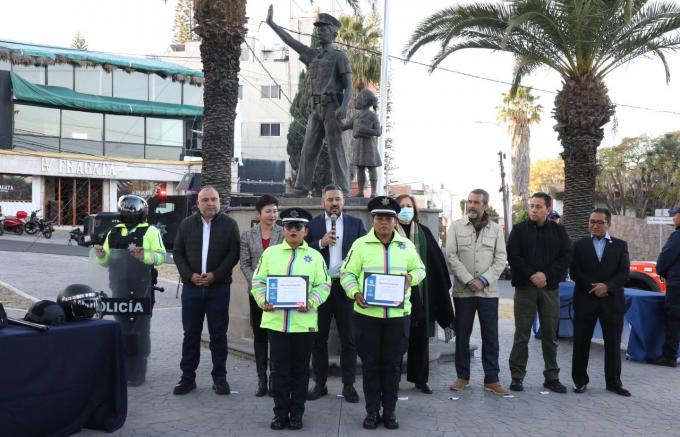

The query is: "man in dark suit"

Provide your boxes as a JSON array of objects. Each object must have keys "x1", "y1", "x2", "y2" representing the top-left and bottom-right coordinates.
[
  {"x1": 571, "y1": 208, "x2": 631, "y2": 396},
  {"x1": 172, "y1": 186, "x2": 240, "y2": 396},
  {"x1": 306, "y1": 184, "x2": 366, "y2": 403}
]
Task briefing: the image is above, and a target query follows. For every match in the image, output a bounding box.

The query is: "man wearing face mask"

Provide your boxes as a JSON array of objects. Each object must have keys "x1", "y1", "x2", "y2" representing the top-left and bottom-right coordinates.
[
  {"x1": 446, "y1": 189, "x2": 508, "y2": 395},
  {"x1": 396, "y1": 194, "x2": 454, "y2": 394},
  {"x1": 306, "y1": 184, "x2": 366, "y2": 402}
]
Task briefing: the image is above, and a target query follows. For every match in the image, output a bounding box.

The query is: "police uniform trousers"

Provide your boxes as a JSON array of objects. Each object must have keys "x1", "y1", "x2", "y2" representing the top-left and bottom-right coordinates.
[
  {"x1": 249, "y1": 294, "x2": 269, "y2": 379},
  {"x1": 113, "y1": 313, "x2": 151, "y2": 383},
  {"x1": 294, "y1": 102, "x2": 350, "y2": 194},
  {"x1": 354, "y1": 313, "x2": 410, "y2": 415},
  {"x1": 311, "y1": 279, "x2": 357, "y2": 386},
  {"x1": 662, "y1": 285, "x2": 680, "y2": 360},
  {"x1": 268, "y1": 329, "x2": 315, "y2": 419}
]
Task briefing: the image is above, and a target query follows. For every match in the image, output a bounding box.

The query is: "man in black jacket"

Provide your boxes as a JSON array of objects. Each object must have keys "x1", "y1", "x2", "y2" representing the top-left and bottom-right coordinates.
[
  {"x1": 571, "y1": 208, "x2": 631, "y2": 396},
  {"x1": 507, "y1": 192, "x2": 571, "y2": 393},
  {"x1": 172, "y1": 186, "x2": 240, "y2": 395}
]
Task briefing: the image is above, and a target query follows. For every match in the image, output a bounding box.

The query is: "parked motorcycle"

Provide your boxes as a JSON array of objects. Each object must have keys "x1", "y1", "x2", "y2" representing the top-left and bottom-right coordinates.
[
  {"x1": 22, "y1": 209, "x2": 54, "y2": 239},
  {"x1": 23, "y1": 210, "x2": 41, "y2": 235},
  {"x1": 3, "y1": 210, "x2": 28, "y2": 235},
  {"x1": 0, "y1": 211, "x2": 4, "y2": 236}
]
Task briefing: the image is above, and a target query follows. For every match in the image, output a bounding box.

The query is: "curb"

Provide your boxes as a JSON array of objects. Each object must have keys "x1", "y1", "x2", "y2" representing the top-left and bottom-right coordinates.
[{"x1": 0, "y1": 279, "x2": 39, "y2": 302}]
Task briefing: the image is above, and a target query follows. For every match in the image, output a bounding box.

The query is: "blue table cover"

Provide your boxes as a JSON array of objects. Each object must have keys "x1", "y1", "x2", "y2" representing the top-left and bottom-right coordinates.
[
  {"x1": 0, "y1": 319, "x2": 127, "y2": 436},
  {"x1": 532, "y1": 282, "x2": 679, "y2": 362}
]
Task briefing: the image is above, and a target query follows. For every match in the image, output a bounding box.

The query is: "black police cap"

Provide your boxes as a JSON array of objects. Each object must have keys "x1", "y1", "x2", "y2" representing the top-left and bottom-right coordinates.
[
  {"x1": 367, "y1": 196, "x2": 400, "y2": 217},
  {"x1": 280, "y1": 207, "x2": 313, "y2": 224}
]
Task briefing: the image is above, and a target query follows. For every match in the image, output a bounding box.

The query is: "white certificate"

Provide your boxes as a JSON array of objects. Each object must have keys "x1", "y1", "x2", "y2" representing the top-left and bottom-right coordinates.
[
  {"x1": 363, "y1": 274, "x2": 406, "y2": 307},
  {"x1": 266, "y1": 275, "x2": 309, "y2": 308}
]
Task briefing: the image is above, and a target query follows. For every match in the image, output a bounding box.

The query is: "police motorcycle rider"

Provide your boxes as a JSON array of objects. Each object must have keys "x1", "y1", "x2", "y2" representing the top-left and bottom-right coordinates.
[{"x1": 95, "y1": 195, "x2": 166, "y2": 386}]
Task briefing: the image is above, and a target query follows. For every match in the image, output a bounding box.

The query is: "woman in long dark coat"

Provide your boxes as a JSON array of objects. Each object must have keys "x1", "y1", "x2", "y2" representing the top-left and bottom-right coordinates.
[{"x1": 396, "y1": 194, "x2": 455, "y2": 393}]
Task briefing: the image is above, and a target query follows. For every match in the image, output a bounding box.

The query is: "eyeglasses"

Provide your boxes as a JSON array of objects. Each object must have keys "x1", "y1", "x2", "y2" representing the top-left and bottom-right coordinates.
[
  {"x1": 588, "y1": 220, "x2": 607, "y2": 226},
  {"x1": 284, "y1": 222, "x2": 305, "y2": 231}
]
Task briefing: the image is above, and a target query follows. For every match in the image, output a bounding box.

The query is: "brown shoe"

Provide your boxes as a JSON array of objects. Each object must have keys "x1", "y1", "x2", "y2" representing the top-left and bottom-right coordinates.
[
  {"x1": 484, "y1": 382, "x2": 510, "y2": 396},
  {"x1": 450, "y1": 379, "x2": 470, "y2": 391}
]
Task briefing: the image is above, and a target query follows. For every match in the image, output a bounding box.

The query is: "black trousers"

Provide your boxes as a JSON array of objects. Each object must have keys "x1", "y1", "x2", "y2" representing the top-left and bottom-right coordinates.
[
  {"x1": 114, "y1": 314, "x2": 151, "y2": 383},
  {"x1": 572, "y1": 303, "x2": 624, "y2": 387},
  {"x1": 268, "y1": 330, "x2": 315, "y2": 419},
  {"x1": 249, "y1": 294, "x2": 269, "y2": 377},
  {"x1": 662, "y1": 285, "x2": 680, "y2": 359},
  {"x1": 406, "y1": 320, "x2": 428, "y2": 385},
  {"x1": 355, "y1": 313, "x2": 410, "y2": 415},
  {"x1": 311, "y1": 279, "x2": 357, "y2": 385}
]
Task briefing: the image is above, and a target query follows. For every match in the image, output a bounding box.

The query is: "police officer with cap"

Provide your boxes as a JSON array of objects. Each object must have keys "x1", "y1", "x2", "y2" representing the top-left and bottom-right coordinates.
[
  {"x1": 251, "y1": 207, "x2": 330, "y2": 430},
  {"x1": 266, "y1": 5, "x2": 353, "y2": 197},
  {"x1": 340, "y1": 196, "x2": 426, "y2": 430},
  {"x1": 95, "y1": 194, "x2": 166, "y2": 386}
]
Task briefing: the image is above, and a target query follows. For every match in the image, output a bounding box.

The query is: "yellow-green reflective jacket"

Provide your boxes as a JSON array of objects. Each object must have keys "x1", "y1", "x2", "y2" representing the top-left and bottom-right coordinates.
[
  {"x1": 340, "y1": 228, "x2": 426, "y2": 318},
  {"x1": 97, "y1": 223, "x2": 166, "y2": 266},
  {"x1": 251, "y1": 240, "x2": 330, "y2": 333}
]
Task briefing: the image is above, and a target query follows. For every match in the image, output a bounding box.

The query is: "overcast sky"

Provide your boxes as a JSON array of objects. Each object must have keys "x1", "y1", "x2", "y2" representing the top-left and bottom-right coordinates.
[{"x1": 3, "y1": 0, "x2": 680, "y2": 210}]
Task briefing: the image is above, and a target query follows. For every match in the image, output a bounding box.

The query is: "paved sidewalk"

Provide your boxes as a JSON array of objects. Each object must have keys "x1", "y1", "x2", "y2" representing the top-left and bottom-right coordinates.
[{"x1": 1, "y1": 250, "x2": 679, "y2": 436}]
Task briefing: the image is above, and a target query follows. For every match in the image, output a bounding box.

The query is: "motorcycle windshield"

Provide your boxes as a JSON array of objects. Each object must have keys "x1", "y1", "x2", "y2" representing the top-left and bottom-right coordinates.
[{"x1": 89, "y1": 248, "x2": 154, "y2": 316}]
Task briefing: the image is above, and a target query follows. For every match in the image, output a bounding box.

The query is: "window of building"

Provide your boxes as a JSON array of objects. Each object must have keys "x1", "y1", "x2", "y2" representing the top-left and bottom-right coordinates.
[
  {"x1": 48, "y1": 64, "x2": 74, "y2": 89},
  {"x1": 240, "y1": 46, "x2": 250, "y2": 61},
  {"x1": 75, "y1": 66, "x2": 112, "y2": 96},
  {"x1": 60, "y1": 110, "x2": 103, "y2": 155},
  {"x1": 260, "y1": 123, "x2": 280, "y2": 137},
  {"x1": 105, "y1": 114, "x2": 144, "y2": 144},
  {"x1": 13, "y1": 104, "x2": 60, "y2": 137},
  {"x1": 238, "y1": 85, "x2": 243, "y2": 99},
  {"x1": 260, "y1": 85, "x2": 281, "y2": 99},
  {"x1": 150, "y1": 75, "x2": 182, "y2": 104},
  {"x1": 0, "y1": 59, "x2": 10, "y2": 71},
  {"x1": 146, "y1": 118, "x2": 183, "y2": 147},
  {"x1": 13, "y1": 65, "x2": 46, "y2": 85},
  {"x1": 113, "y1": 70, "x2": 148, "y2": 101},
  {"x1": 183, "y1": 83, "x2": 203, "y2": 106}
]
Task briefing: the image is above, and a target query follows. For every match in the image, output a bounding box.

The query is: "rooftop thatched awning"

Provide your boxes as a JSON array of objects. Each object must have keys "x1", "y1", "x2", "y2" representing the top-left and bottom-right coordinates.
[{"x1": 0, "y1": 40, "x2": 204, "y2": 85}]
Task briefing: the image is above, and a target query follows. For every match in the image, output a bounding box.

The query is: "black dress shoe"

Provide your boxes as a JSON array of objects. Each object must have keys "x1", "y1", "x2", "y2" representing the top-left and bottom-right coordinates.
[
  {"x1": 342, "y1": 384, "x2": 360, "y2": 403},
  {"x1": 173, "y1": 377, "x2": 196, "y2": 395},
  {"x1": 256, "y1": 376, "x2": 267, "y2": 397},
  {"x1": 306, "y1": 384, "x2": 328, "y2": 400},
  {"x1": 573, "y1": 384, "x2": 588, "y2": 394},
  {"x1": 648, "y1": 356, "x2": 678, "y2": 368},
  {"x1": 509, "y1": 379, "x2": 524, "y2": 392},
  {"x1": 416, "y1": 383, "x2": 433, "y2": 394},
  {"x1": 270, "y1": 416, "x2": 288, "y2": 430},
  {"x1": 606, "y1": 385, "x2": 631, "y2": 397},
  {"x1": 288, "y1": 415, "x2": 303, "y2": 430},
  {"x1": 362, "y1": 412, "x2": 380, "y2": 430},
  {"x1": 383, "y1": 411, "x2": 399, "y2": 430},
  {"x1": 212, "y1": 380, "x2": 231, "y2": 395},
  {"x1": 543, "y1": 379, "x2": 567, "y2": 394}
]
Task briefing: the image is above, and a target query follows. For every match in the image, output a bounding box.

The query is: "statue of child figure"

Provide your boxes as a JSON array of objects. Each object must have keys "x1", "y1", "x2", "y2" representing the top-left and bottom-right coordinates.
[{"x1": 342, "y1": 89, "x2": 382, "y2": 198}]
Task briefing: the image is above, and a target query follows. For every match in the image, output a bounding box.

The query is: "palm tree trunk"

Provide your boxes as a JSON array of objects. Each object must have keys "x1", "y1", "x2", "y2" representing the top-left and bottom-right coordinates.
[
  {"x1": 511, "y1": 122, "x2": 530, "y2": 209},
  {"x1": 554, "y1": 75, "x2": 614, "y2": 240},
  {"x1": 194, "y1": 0, "x2": 246, "y2": 202}
]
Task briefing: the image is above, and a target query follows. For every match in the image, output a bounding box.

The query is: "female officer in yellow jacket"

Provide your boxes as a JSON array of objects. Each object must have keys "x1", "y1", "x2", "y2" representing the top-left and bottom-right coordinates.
[
  {"x1": 341, "y1": 196, "x2": 426, "y2": 430},
  {"x1": 251, "y1": 207, "x2": 330, "y2": 431}
]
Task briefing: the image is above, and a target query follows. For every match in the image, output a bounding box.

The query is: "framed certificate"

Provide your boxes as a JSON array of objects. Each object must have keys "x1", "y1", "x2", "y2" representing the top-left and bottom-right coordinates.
[
  {"x1": 266, "y1": 275, "x2": 309, "y2": 308},
  {"x1": 363, "y1": 273, "x2": 406, "y2": 308}
]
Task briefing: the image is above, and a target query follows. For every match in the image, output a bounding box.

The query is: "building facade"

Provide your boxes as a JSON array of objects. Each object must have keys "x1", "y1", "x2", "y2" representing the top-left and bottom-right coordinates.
[{"x1": 0, "y1": 41, "x2": 204, "y2": 225}]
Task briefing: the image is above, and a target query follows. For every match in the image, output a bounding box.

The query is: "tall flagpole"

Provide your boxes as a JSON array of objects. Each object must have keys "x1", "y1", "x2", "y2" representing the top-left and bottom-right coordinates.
[{"x1": 377, "y1": 0, "x2": 390, "y2": 195}]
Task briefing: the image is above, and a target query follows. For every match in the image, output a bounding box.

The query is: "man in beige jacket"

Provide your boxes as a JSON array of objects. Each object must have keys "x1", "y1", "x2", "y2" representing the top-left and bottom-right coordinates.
[{"x1": 446, "y1": 189, "x2": 508, "y2": 395}]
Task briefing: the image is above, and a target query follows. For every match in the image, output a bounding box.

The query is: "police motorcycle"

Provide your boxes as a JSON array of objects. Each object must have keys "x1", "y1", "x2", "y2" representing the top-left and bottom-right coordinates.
[{"x1": 88, "y1": 195, "x2": 165, "y2": 386}]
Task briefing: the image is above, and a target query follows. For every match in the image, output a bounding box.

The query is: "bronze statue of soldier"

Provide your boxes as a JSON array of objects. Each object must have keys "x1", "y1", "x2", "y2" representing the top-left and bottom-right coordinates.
[{"x1": 266, "y1": 5, "x2": 353, "y2": 197}]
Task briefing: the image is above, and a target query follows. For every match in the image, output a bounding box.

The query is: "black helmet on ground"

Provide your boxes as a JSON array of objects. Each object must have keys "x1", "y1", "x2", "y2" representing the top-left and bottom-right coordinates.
[
  {"x1": 57, "y1": 284, "x2": 103, "y2": 320},
  {"x1": 25, "y1": 300, "x2": 66, "y2": 325},
  {"x1": 118, "y1": 195, "x2": 148, "y2": 225}
]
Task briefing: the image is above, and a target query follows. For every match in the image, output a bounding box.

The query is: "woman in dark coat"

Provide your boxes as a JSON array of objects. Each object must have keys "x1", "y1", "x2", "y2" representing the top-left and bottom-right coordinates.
[{"x1": 396, "y1": 194, "x2": 455, "y2": 393}]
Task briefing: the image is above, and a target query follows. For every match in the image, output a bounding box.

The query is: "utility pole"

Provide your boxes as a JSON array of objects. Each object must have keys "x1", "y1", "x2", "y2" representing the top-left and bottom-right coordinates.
[
  {"x1": 498, "y1": 150, "x2": 511, "y2": 240},
  {"x1": 376, "y1": 0, "x2": 390, "y2": 195}
]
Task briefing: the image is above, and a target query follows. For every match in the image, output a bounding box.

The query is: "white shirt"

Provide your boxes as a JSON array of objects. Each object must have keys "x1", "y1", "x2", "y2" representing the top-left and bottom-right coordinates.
[
  {"x1": 201, "y1": 216, "x2": 211, "y2": 274},
  {"x1": 322, "y1": 212, "x2": 344, "y2": 277}
]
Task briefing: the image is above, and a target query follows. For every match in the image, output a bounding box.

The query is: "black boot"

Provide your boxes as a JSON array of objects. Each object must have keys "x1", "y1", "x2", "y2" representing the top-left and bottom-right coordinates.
[
  {"x1": 369, "y1": 178, "x2": 378, "y2": 198},
  {"x1": 254, "y1": 342, "x2": 268, "y2": 397}
]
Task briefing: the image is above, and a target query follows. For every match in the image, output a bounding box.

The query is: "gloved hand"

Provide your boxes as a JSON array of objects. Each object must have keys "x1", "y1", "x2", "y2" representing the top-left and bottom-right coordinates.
[{"x1": 444, "y1": 322, "x2": 455, "y2": 343}]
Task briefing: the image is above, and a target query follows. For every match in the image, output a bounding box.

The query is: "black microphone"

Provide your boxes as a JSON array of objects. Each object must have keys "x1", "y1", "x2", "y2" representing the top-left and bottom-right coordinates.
[{"x1": 330, "y1": 213, "x2": 337, "y2": 233}]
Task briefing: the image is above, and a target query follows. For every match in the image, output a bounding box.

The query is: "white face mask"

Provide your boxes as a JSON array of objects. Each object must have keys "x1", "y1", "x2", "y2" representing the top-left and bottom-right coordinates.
[{"x1": 398, "y1": 207, "x2": 414, "y2": 223}]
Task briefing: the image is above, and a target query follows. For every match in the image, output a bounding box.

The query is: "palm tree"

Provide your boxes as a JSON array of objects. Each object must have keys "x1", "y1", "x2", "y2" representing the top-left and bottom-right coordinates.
[
  {"x1": 404, "y1": 0, "x2": 680, "y2": 238},
  {"x1": 337, "y1": 14, "x2": 383, "y2": 92},
  {"x1": 192, "y1": 0, "x2": 246, "y2": 202},
  {"x1": 497, "y1": 87, "x2": 542, "y2": 210}
]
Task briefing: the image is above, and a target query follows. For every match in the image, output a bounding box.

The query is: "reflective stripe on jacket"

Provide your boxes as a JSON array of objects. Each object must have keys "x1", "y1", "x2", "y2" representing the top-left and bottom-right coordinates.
[{"x1": 340, "y1": 228, "x2": 426, "y2": 318}]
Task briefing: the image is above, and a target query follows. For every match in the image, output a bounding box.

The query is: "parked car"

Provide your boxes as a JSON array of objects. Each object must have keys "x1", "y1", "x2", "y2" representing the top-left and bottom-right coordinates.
[{"x1": 626, "y1": 261, "x2": 666, "y2": 293}]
